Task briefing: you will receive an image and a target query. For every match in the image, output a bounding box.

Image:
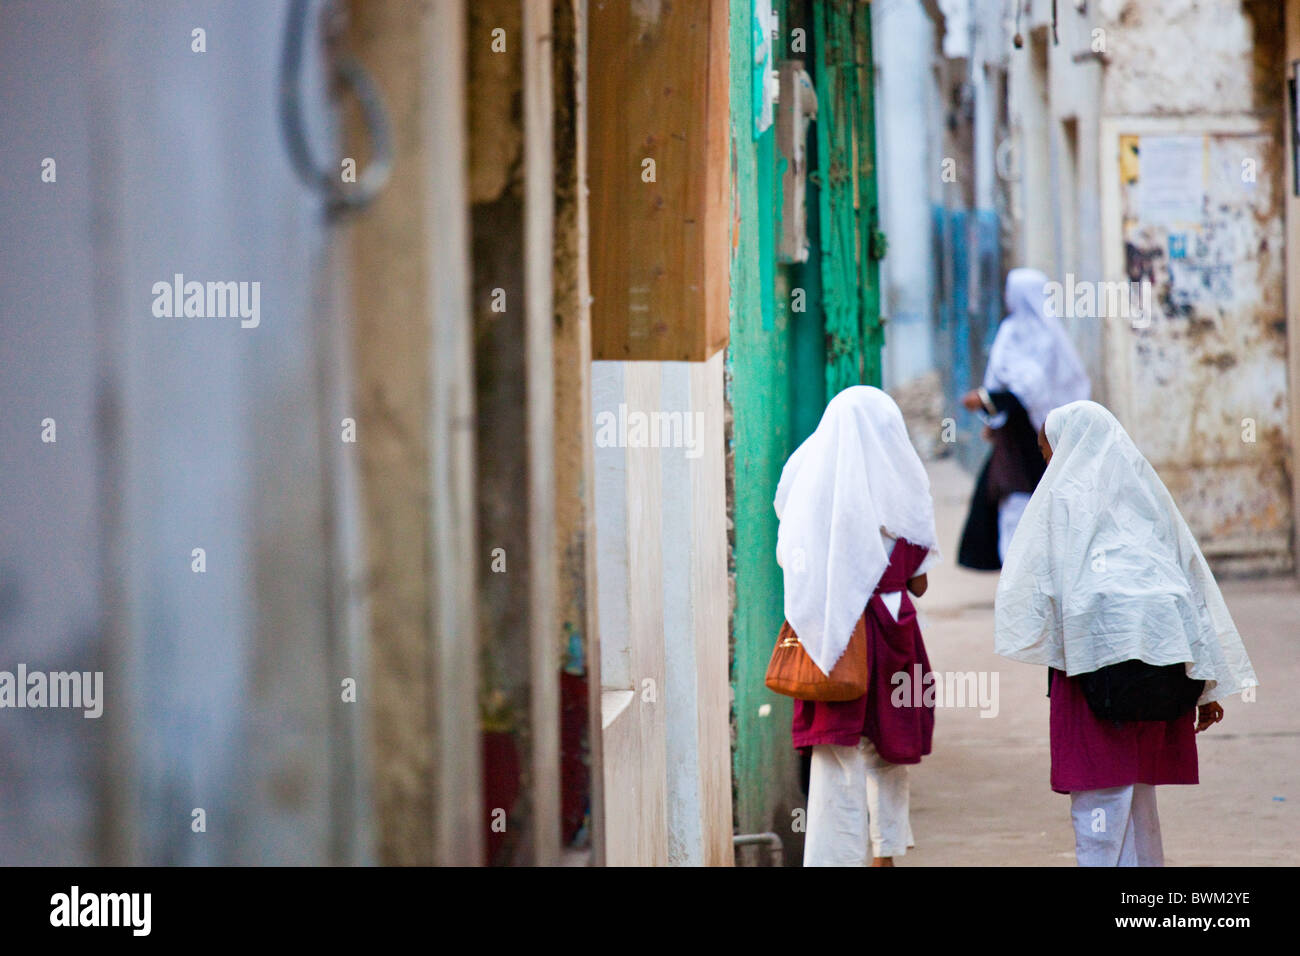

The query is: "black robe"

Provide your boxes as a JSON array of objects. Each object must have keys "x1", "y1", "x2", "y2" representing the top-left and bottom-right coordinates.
[{"x1": 956, "y1": 390, "x2": 1046, "y2": 571}]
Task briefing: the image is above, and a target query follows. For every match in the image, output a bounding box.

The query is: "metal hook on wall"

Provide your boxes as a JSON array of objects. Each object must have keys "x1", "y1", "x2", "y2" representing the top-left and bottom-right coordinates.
[{"x1": 280, "y1": 0, "x2": 393, "y2": 218}]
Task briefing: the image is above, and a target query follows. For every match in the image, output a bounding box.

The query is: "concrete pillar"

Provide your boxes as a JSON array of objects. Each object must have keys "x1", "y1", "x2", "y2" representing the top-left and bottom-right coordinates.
[
  {"x1": 346, "y1": 0, "x2": 481, "y2": 866},
  {"x1": 592, "y1": 355, "x2": 733, "y2": 865}
]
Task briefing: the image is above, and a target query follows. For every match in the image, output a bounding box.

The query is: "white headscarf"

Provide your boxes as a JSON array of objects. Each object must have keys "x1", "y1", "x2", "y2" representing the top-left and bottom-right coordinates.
[
  {"x1": 774, "y1": 386, "x2": 939, "y2": 676},
  {"x1": 994, "y1": 401, "x2": 1257, "y2": 704},
  {"x1": 983, "y1": 268, "x2": 1091, "y2": 431}
]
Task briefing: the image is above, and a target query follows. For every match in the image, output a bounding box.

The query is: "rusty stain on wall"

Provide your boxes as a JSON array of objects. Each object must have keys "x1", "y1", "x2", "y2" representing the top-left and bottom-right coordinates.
[
  {"x1": 1119, "y1": 127, "x2": 1291, "y2": 571},
  {"x1": 345, "y1": 0, "x2": 437, "y2": 865},
  {"x1": 468, "y1": 0, "x2": 523, "y2": 204}
]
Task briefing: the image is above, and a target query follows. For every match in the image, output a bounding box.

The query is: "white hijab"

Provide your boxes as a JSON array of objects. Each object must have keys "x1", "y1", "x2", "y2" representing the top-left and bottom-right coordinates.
[
  {"x1": 983, "y1": 268, "x2": 1091, "y2": 431},
  {"x1": 994, "y1": 401, "x2": 1257, "y2": 704},
  {"x1": 774, "y1": 386, "x2": 939, "y2": 676}
]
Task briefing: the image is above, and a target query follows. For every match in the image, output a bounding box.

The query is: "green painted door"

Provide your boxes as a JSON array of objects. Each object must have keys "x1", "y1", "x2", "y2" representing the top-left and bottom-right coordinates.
[
  {"x1": 813, "y1": 0, "x2": 885, "y2": 398},
  {"x1": 728, "y1": 0, "x2": 885, "y2": 856}
]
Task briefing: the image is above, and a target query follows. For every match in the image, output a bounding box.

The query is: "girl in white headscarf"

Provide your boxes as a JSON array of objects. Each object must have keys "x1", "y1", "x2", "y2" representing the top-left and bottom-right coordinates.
[
  {"x1": 958, "y1": 268, "x2": 1091, "y2": 570},
  {"x1": 995, "y1": 401, "x2": 1257, "y2": 866},
  {"x1": 775, "y1": 386, "x2": 940, "y2": 866}
]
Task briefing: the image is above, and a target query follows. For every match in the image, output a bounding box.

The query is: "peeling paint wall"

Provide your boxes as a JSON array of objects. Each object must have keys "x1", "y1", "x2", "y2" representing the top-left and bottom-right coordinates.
[
  {"x1": 1097, "y1": 0, "x2": 1279, "y2": 118},
  {"x1": 727, "y1": 0, "x2": 802, "y2": 856},
  {"x1": 1099, "y1": 0, "x2": 1291, "y2": 571},
  {"x1": 592, "y1": 355, "x2": 733, "y2": 866},
  {"x1": 551, "y1": 0, "x2": 602, "y2": 860},
  {"x1": 1010, "y1": 0, "x2": 1293, "y2": 571},
  {"x1": 345, "y1": 0, "x2": 445, "y2": 865},
  {"x1": 1118, "y1": 130, "x2": 1291, "y2": 569},
  {"x1": 1282, "y1": 0, "x2": 1300, "y2": 569},
  {"x1": 874, "y1": 0, "x2": 939, "y2": 389}
]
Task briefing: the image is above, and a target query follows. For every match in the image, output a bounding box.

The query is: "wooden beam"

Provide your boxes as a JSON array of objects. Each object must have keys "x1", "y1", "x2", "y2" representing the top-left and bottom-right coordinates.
[
  {"x1": 421, "y1": 0, "x2": 483, "y2": 866},
  {"x1": 522, "y1": 0, "x2": 560, "y2": 867},
  {"x1": 588, "y1": 0, "x2": 730, "y2": 361}
]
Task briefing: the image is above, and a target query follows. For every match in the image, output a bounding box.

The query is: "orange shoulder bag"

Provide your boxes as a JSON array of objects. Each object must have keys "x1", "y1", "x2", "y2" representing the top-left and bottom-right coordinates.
[{"x1": 764, "y1": 615, "x2": 869, "y2": 701}]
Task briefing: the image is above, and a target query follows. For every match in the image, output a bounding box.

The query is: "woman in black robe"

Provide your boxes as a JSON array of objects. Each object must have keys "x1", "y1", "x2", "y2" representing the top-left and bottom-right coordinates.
[
  {"x1": 956, "y1": 268, "x2": 1091, "y2": 569},
  {"x1": 956, "y1": 388, "x2": 1044, "y2": 570}
]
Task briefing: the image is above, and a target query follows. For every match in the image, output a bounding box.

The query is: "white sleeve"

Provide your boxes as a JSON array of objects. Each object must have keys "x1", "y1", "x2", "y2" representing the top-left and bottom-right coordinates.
[{"x1": 913, "y1": 548, "x2": 939, "y2": 577}]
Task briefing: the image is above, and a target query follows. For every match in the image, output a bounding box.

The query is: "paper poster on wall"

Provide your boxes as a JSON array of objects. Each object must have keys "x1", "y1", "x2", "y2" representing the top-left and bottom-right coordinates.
[
  {"x1": 1115, "y1": 128, "x2": 1291, "y2": 567},
  {"x1": 1136, "y1": 135, "x2": 1205, "y2": 225}
]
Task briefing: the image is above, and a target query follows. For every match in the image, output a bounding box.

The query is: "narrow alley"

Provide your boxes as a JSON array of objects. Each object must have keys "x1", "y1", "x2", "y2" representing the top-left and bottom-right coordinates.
[{"x1": 1, "y1": 0, "x2": 1296, "y2": 903}]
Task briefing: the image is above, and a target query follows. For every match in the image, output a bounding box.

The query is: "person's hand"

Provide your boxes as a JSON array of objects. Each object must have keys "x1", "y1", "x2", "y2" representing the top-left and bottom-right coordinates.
[
  {"x1": 981, "y1": 425, "x2": 994, "y2": 441},
  {"x1": 961, "y1": 390, "x2": 983, "y2": 412},
  {"x1": 1195, "y1": 701, "x2": 1224, "y2": 733}
]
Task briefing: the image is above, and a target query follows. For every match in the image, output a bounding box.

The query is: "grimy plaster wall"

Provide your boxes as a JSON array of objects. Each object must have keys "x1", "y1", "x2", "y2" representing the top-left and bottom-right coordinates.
[
  {"x1": 593, "y1": 353, "x2": 733, "y2": 866},
  {"x1": 1007, "y1": 0, "x2": 1292, "y2": 572}
]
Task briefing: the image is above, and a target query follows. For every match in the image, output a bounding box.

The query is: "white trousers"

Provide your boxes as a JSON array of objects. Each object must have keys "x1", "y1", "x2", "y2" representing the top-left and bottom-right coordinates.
[
  {"x1": 804, "y1": 738, "x2": 913, "y2": 865},
  {"x1": 1070, "y1": 784, "x2": 1165, "y2": 867},
  {"x1": 998, "y1": 491, "x2": 1033, "y2": 563}
]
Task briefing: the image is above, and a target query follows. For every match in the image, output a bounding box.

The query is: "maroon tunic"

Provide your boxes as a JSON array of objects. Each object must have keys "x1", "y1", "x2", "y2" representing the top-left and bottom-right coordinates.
[
  {"x1": 791, "y1": 539, "x2": 934, "y2": 765},
  {"x1": 1049, "y1": 668, "x2": 1198, "y2": 794}
]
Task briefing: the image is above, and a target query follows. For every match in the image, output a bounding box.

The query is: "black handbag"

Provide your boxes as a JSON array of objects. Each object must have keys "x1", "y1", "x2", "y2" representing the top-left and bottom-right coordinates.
[{"x1": 1078, "y1": 660, "x2": 1204, "y2": 722}]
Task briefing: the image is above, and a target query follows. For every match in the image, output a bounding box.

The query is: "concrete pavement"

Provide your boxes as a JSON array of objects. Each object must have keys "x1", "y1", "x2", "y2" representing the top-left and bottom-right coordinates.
[{"x1": 903, "y1": 458, "x2": 1298, "y2": 866}]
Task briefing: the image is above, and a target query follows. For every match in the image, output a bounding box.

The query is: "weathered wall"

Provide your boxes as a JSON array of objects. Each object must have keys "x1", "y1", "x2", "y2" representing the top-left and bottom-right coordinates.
[
  {"x1": 466, "y1": 0, "x2": 565, "y2": 865},
  {"x1": 346, "y1": 0, "x2": 438, "y2": 866},
  {"x1": 1005, "y1": 1, "x2": 1292, "y2": 572},
  {"x1": 347, "y1": 0, "x2": 488, "y2": 866},
  {"x1": 925, "y1": 0, "x2": 1014, "y2": 467},
  {"x1": 0, "y1": 0, "x2": 368, "y2": 864},
  {"x1": 874, "y1": 0, "x2": 938, "y2": 389},
  {"x1": 550, "y1": 0, "x2": 603, "y2": 862},
  {"x1": 593, "y1": 361, "x2": 667, "y2": 865},
  {"x1": 1097, "y1": 0, "x2": 1277, "y2": 118},
  {"x1": 587, "y1": 0, "x2": 730, "y2": 363},
  {"x1": 727, "y1": 0, "x2": 802, "y2": 855},
  {"x1": 1008, "y1": 1, "x2": 1107, "y2": 391},
  {"x1": 1283, "y1": 0, "x2": 1300, "y2": 569},
  {"x1": 1, "y1": 0, "x2": 112, "y2": 865},
  {"x1": 1094, "y1": 0, "x2": 1292, "y2": 571},
  {"x1": 467, "y1": 1, "x2": 528, "y2": 761},
  {"x1": 592, "y1": 355, "x2": 733, "y2": 866},
  {"x1": 662, "y1": 354, "x2": 733, "y2": 866}
]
